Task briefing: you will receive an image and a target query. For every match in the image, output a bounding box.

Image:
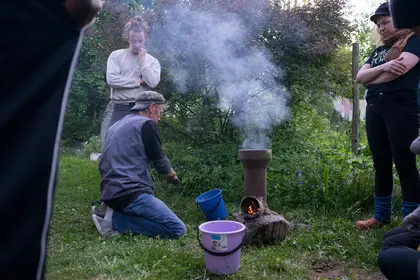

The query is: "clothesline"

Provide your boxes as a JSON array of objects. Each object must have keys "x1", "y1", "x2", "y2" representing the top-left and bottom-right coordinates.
[{"x1": 332, "y1": 96, "x2": 367, "y2": 121}]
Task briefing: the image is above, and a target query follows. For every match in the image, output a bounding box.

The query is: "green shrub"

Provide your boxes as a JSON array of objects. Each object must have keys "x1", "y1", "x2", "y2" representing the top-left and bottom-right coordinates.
[
  {"x1": 266, "y1": 105, "x2": 375, "y2": 211},
  {"x1": 153, "y1": 105, "x2": 377, "y2": 213}
]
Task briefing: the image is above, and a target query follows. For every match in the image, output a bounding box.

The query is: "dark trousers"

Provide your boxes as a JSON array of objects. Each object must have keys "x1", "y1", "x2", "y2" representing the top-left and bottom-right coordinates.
[
  {"x1": 417, "y1": 84, "x2": 420, "y2": 109},
  {"x1": 366, "y1": 93, "x2": 420, "y2": 202},
  {"x1": 0, "y1": 1, "x2": 81, "y2": 279},
  {"x1": 378, "y1": 226, "x2": 420, "y2": 279},
  {"x1": 108, "y1": 103, "x2": 135, "y2": 128}
]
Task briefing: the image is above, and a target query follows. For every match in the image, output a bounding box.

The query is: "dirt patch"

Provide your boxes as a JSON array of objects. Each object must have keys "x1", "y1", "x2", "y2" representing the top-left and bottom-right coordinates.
[{"x1": 312, "y1": 262, "x2": 385, "y2": 280}]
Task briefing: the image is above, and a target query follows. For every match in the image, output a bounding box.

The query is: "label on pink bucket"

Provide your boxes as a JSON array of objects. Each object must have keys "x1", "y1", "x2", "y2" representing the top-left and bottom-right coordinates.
[{"x1": 211, "y1": 234, "x2": 228, "y2": 251}]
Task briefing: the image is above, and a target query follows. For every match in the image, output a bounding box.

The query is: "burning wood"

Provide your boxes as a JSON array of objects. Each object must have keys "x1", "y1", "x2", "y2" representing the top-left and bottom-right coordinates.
[
  {"x1": 240, "y1": 197, "x2": 264, "y2": 218},
  {"x1": 247, "y1": 201, "x2": 260, "y2": 215}
]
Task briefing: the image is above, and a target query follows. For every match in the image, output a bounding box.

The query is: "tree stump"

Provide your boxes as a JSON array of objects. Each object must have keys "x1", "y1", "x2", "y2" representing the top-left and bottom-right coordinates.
[{"x1": 231, "y1": 209, "x2": 289, "y2": 245}]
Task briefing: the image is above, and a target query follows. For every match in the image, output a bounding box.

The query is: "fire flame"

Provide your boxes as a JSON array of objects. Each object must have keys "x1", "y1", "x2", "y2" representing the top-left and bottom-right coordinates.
[{"x1": 247, "y1": 201, "x2": 260, "y2": 215}]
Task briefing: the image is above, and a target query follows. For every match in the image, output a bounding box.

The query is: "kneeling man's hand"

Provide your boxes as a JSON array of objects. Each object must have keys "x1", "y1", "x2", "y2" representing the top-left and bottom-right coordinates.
[
  {"x1": 167, "y1": 169, "x2": 180, "y2": 186},
  {"x1": 171, "y1": 176, "x2": 180, "y2": 186}
]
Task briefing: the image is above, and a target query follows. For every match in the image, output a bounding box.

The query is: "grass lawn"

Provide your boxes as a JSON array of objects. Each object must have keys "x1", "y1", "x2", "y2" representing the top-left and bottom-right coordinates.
[{"x1": 46, "y1": 156, "x2": 397, "y2": 279}]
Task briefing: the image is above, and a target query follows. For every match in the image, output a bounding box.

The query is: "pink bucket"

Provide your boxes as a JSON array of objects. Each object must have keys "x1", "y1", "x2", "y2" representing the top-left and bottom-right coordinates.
[{"x1": 197, "y1": 220, "x2": 246, "y2": 275}]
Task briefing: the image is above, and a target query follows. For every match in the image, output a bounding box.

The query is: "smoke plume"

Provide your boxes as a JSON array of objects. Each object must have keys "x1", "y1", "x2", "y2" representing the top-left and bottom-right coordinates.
[{"x1": 148, "y1": 1, "x2": 294, "y2": 149}]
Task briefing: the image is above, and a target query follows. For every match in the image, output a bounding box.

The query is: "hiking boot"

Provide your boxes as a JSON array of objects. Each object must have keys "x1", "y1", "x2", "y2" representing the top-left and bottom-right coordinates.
[
  {"x1": 355, "y1": 217, "x2": 382, "y2": 230},
  {"x1": 92, "y1": 214, "x2": 120, "y2": 237}
]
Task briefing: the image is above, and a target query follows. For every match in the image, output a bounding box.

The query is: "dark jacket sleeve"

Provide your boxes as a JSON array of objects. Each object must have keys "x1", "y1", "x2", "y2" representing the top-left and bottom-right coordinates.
[
  {"x1": 141, "y1": 120, "x2": 171, "y2": 174},
  {"x1": 403, "y1": 35, "x2": 420, "y2": 58}
]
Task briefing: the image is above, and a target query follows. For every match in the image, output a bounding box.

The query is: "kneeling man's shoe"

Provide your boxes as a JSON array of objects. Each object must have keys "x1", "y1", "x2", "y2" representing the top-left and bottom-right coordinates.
[{"x1": 92, "y1": 214, "x2": 120, "y2": 237}]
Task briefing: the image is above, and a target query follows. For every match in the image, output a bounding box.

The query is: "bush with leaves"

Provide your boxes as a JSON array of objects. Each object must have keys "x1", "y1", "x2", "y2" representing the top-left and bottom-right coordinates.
[{"x1": 159, "y1": 105, "x2": 375, "y2": 212}]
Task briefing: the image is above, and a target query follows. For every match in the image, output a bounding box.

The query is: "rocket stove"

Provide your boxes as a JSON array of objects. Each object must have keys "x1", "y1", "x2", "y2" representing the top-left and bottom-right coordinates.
[{"x1": 232, "y1": 149, "x2": 289, "y2": 245}]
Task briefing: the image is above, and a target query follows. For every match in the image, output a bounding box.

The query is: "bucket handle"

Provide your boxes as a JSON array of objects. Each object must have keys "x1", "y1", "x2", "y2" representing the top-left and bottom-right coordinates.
[
  {"x1": 195, "y1": 227, "x2": 245, "y2": 257},
  {"x1": 196, "y1": 195, "x2": 222, "y2": 215}
]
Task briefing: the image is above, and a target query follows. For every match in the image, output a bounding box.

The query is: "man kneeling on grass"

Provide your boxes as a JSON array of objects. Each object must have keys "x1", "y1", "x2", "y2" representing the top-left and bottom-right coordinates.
[{"x1": 91, "y1": 90, "x2": 187, "y2": 238}]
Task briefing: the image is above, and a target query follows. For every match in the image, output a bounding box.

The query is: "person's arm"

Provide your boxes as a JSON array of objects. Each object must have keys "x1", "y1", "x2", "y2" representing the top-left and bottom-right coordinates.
[
  {"x1": 356, "y1": 47, "x2": 411, "y2": 85},
  {"x1": 141, "y1": 120, "x2": 177, "y2": 181},
  {"x1": 106, "y1": 52, "x2": 141, "y2": 89},
  {"x1": 356, "y1": 63, "x2": 385, "y2": 85},
  {"x1": 355, "y1": 51, "x2": 386, "y2": 84},
  {"x1": 367, "y1": 52, "x2": 420, "y2": 85},
  {"x1": 356, "y1": 58, "x2": 408, "y2": 85},
  {"x1": 139, "y1": 57, "x2": 161, "y2": 89}
]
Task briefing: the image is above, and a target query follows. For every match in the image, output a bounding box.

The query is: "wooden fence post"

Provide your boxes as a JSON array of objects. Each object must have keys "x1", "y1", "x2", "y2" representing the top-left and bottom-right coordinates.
[{"x1": 352, "y1": 43, "x2": 360, "y2": 156}]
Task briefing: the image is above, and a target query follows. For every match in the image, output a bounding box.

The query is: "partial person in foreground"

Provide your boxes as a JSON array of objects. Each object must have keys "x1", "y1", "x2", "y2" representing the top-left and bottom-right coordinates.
[
  {"x1": 389, "y1": 0, "x2": 420, "y2": 36},
  {"x1": 0, "y1": 1, "x2": 101, "y2": 279},
  {"x1": 92, "y1": 91, "x2": 186, "y2": 239},
  {"x1": 355, "y1": 2, "x2": 420, "y2": 230},
  {"x1": 378, "y1": 208, "x2": 420, "y2": 280},
  {"x1": 390, "y1": 0, "x2": 420, "y2": 153},
  {"x1": 411, "y1": 83, "x2": 420, "y2": 154},
  {"x1": 106, "y1": 16, "x2": 161, "y2": 128}
]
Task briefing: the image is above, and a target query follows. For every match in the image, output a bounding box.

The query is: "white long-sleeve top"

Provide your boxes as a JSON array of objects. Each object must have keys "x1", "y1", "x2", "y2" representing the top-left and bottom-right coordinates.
[{"x1": 106, "y1": 49, "x2": 161, "y2": 104}]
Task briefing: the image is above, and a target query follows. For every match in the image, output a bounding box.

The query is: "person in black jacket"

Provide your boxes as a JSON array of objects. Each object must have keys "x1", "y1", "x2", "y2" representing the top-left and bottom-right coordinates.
[
  {"x1": 0, "y1": 1, "x2": 101, "y2": 279},
  {"x1": 391, "y1": 0, "x2": 420, "y2": 152},
  {"x1": 379, "y1": 3, "x2": 420, "y2": 279},
  {"x1": 378, "y1": 207, "x2": 420, "y2": 279},
  {"x1": 355, "y1": 2, "x2": 420, "y2": 230},
  {"x1": 389, "y1": 0, "x2": 420, "y2": 36}
]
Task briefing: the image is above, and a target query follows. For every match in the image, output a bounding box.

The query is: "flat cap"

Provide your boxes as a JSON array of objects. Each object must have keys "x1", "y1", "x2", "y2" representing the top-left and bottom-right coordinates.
[{"x1": 131, "y1": 91, "x2": 166, "y2": 111}]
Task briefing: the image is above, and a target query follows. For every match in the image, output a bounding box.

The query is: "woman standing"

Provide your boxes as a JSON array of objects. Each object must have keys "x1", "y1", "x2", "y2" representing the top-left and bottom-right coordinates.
[
  {"x1": 355, "y1": 2, "x2": 420, "y2": 230},
  {"x1": 106, "y1": 16, "x2": 161, "y2": 128}
]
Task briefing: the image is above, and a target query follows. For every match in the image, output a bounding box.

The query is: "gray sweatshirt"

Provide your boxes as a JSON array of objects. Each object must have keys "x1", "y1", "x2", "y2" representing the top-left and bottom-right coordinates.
[{"x1": 106, "y1": 49, "x2": 161, "y2": 104}]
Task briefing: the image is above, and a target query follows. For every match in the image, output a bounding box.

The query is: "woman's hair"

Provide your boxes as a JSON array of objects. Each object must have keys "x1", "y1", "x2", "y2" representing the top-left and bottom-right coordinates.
[{"x1": 123, "y1": 16, "x2": 149, "y2": 40}]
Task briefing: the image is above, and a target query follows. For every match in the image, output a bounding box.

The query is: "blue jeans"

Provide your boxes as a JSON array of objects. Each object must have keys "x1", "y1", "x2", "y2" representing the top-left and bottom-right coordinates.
[{"x1": 112, "y1": 194, "x2": 187, "y2": 239}]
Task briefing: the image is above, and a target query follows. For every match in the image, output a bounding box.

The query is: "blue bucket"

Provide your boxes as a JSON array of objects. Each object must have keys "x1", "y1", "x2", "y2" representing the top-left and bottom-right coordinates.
[{"x1": 196, "y1": 189, "x2": 228, "y2": 221}]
